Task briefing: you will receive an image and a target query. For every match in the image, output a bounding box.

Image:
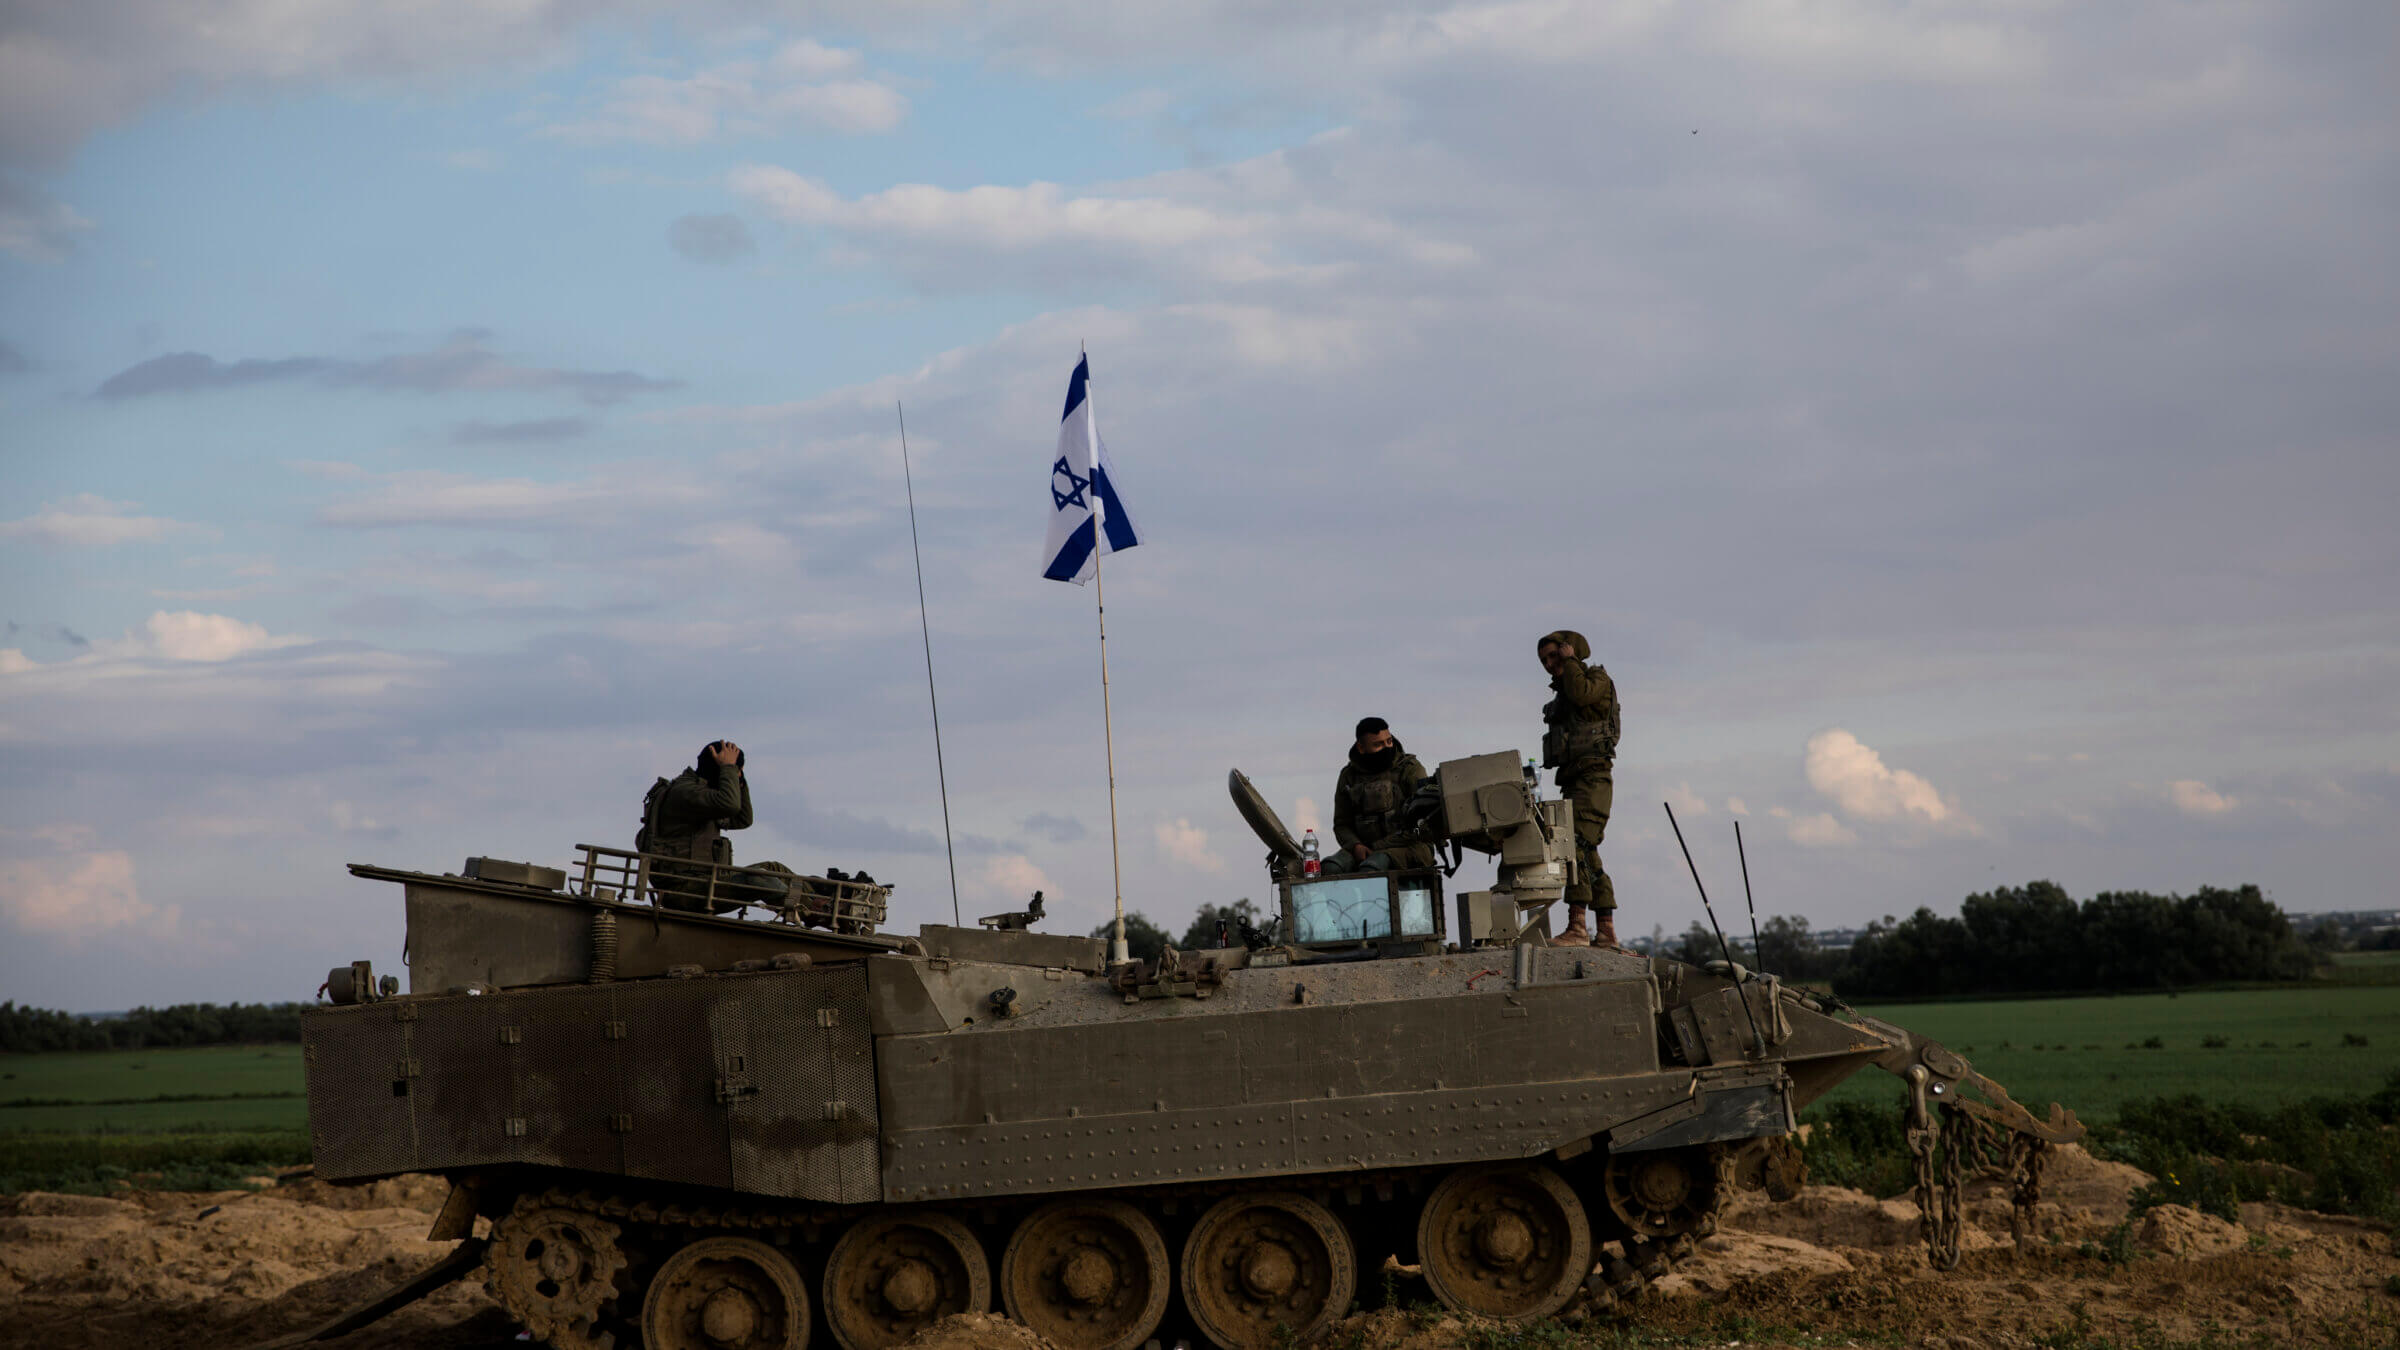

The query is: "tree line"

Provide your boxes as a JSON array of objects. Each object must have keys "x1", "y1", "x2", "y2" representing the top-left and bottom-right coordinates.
[
  {"x1": 1672, "y1": 881, "x2": 2325, "y2": 998},
  {"x1": 0, "y1": 1001, "x2": 306, "y2": 1054},
  {"x1": 1108, "y1": 881, "x2": 2331, "y2": 1000}
]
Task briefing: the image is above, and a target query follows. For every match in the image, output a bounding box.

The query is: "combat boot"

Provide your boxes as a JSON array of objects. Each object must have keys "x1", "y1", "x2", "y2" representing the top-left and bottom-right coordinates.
[
  {"x1": 1553, "y1": 904, "x2": 1591, "y2": 947},
  {"x1": 1591, "y1": 910, "x2": 1619, "y2": 949}
]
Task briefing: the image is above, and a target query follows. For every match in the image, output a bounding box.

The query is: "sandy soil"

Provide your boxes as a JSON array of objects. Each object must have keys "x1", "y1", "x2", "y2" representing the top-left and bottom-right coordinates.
[{"x1": 1, "y1": 1148, "x2": 2392, "y2": 1349}]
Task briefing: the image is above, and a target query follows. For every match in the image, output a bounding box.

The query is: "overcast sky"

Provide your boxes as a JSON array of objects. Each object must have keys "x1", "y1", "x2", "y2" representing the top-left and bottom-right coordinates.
[{"x1": 2, "y1": 2, "x2": 2394, "y2": 1010}]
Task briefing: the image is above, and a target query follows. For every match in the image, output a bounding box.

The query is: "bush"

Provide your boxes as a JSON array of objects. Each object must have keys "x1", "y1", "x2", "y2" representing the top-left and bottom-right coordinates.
[
  {"x1": 2096, "y1": 1072, "x2": 2400, "y2": 1225},
  {"x1": 1807, "y1": 1072, "x2": 2400, "y2": 1227},
  {"x1": 1795, "y1": 1100, "x2": 1913, "y2": 1198}
]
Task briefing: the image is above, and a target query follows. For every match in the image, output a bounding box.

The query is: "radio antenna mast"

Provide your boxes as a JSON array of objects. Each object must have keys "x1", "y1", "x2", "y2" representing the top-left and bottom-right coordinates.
[
  {"x1": 897, "y1": 401, "x2": 961, "y2": 925},
  {"x1": 1664, "y1": 801, "x2": 1765, "y2": 1058},
  {"x1": 1735, "y1": 819, "x2": 1764, "y2": 972}
]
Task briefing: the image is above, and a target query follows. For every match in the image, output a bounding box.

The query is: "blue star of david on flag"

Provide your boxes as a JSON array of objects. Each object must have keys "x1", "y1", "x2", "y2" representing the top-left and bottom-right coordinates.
[
  {"x1": 1041, "y1": 354, "x2": 1143, "y2": 584},
  {"x1": 1050, "y1": 456, "x2": 1090, "y2": 512}
]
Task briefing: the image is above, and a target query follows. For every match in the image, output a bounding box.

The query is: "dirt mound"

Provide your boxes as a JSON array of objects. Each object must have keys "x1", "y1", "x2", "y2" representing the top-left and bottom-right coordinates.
[
  {"x1": 900, "y1": 1311, "x2": 1062, "y2": 1349},
  {"x1": 1, "y1": 1164, "x2": 2392, "y2": 1350},
  {"x1": 0, "y1": 1178, "x2": 500, "y2": 1350},
  {"x1": 2137, "y1": 1203, "x2": 2247, "y2": 1257}
]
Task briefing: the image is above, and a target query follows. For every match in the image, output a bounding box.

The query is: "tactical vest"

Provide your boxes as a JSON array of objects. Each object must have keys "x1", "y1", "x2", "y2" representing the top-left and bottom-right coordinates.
[
  {"x1": 1541, "y1": 664, "x2": 1621, "y2": 771},
  {"x1": 638, "y1": 774, "x2": 730, "y2": 865},
  {"x1": 1347, "y1": 762, "x2": 1410, "y2": 842}
]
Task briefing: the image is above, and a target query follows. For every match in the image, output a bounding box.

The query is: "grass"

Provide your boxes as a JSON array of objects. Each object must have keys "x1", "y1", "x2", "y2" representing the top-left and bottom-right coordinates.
[
  {"x1": 0, "y1": 1045, "x2": 313, "y2": 1193},
  {"x1": 0, "y1": 1096, "x2": 309, "y2": 1133},
  {"x1": 2327, "y1": 949, "x2": 2400, "y2": 985},
  {"x1": 1818, "y1": 985, "x2": 2400, "y2": 1119},
  {"x1": 0, "y1": 1044, "x2": 305, "y2": 1110},
  {"x1": 0, "y1": 1129, "x2": 312, "y2": 1195}
]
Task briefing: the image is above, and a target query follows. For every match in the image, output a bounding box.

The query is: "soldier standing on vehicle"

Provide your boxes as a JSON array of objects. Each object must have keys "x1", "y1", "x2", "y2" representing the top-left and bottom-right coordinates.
[
  {"x1": 639, "y1": 740, "x2": 793, "y2": 912},
  {"x1": 1320, "y1": 717, "x2": 1437, "y2": 875},
  {"x1": 1537, "y1": 631, "x2": 1619, "y2": 947}
]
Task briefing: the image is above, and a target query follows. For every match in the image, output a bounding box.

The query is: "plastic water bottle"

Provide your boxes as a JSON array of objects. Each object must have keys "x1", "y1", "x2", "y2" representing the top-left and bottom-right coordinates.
[
  {"x1": 1300, "y1": 829, "x2": 1321, "y2": 879},
  {"x1": 1524, "y1": 757, "x2": 1539, "y2": 795}
]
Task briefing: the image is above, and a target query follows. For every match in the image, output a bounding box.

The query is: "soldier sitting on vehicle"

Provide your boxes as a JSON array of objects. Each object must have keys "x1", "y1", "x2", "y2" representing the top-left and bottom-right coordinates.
[
  {"x1": 638, "y1": 740, "x2": 796, "y2": 913},
  {"x1": 1321, "y1": 717, "x2": 1438, "y2": 875}
]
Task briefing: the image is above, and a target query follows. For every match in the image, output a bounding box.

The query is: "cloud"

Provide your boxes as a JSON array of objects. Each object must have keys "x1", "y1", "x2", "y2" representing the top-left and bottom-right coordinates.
[
  {"x1": 326, "y1": 801, "x2": 397, "y2": 838},
  {"x1": 94, "y1": 333, "x2": 677, "y2": 405},
  {"x1": 450, "y1": 416, "x2": 592, "y2": 445},
  {"x1": 136, "y1": 611, "x2": 308, "y2": 662},
  {"x1": 0, "y1": 1, "x2": 608, "y2": 169},
  {"x1": 1291, "y1": 796, "x2": 1323, "y2": 833},
  {"x1": 1804, "y1": 729, "x2": 1956, "y2": 824},
  {"x1": 1021, "y1": 812, "x2": 1086, "y2": 844},
  {"x1": 1666, "y1": 782, "x2": 1710, "y2": 816},
  {"x1": 669, "y1": 212, "x2": 757, "y2": 264},
  {"x1": 317, "y1": 467, "x2": 705, "y2": 529},
  {"x1": 1155, "y1": 817, "x2": 1224, "y2": 873},
  {"x1": 1786, "y1": 812, "x2": 1858, "y2": 848},
  {"x1": 730, "y1": 158, "x2": 1471, "y2": 289},
  {"x1": 0, "y1": 338, "x2": 29, "y2": 373},
  {"x1": 2168, "y1": 779, "x2": 2238, "y2": 816},
  {"x1": 0, "y1": 494, "x2": 196, "y2": 547},
  {"x1": 5, "y1": 610, "x2": 307, "y2": 666},
  {"x1": 0, "y1": 851, "x2": 175, "y2": 939},
  {"x1": 547, "y1": 44, "x2": 905, "y2": 144},
  {"x1": 0, "y1": 176, "x2": 94, "y2": 261},
  {"x1": 1726, "y1": 796, "x2": 1749, "y2": 816},
  {"x1": 979, "y1": 853, "x2": 1053, "y2": 903}
]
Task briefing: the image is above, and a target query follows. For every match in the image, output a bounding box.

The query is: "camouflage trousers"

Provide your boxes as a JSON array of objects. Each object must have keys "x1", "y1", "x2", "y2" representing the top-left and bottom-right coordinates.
[{"x1": 1561, "y1": 771, "x2": 1615, "y2": 913}]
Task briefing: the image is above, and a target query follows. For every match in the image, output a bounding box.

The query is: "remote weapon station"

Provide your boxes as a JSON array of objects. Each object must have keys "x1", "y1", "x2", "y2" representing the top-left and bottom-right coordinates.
[{"x1": 294, "y1": 750, "x2": 2081, "y2": 1350}]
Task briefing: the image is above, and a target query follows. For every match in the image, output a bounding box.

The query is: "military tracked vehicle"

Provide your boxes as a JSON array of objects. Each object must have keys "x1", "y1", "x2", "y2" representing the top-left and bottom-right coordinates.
[{"x1": 291, "y1": 751, "x2": 2082, "y2": 1350}]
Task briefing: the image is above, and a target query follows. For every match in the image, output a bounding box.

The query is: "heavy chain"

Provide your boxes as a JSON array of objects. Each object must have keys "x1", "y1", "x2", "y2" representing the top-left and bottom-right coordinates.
[
  {"x1": 1910, "y1": 1100, "x2": 2054, "y2": 1269},
  {"x1": 2008, "y1": 1134, "x2": 2049, "y2": 1250},
  {"x1": 1910, "y1": 1102, "x2": 1965, "y2": 1270}
]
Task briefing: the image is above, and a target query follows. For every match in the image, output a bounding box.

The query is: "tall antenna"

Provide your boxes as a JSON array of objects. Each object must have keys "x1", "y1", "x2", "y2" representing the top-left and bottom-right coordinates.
[
  {"x1": 1735, "y1": 819, "x2": 1763, "y2": 972},
  {"x1": 1664, "y1": 801, "x2": 1766, "y2": 1058},
  {"x1": 896, "y1": 401, "x2": 961, "y2": 926}
]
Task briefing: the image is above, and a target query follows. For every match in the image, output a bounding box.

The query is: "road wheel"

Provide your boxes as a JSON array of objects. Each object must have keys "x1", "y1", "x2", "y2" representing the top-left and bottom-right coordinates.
[
  {"x1": 998, "y1": 1198, "x2": 1170, "y2": 1350},
  {"x1": 1600, "y1": 1144, "x2": 1717, "y2": 1239},
  {"x1": 1180, "y1": 1191, "x2": 1356, "y2": 1350},
  {"x1": 484, "y1": 1201, "x2": 629, "y2": 1348},
  {"x1": 822, "y1": 1212, "x2": 990, "y2": 1349},
  {"x1": 1415, "y1": 1163, "x2": 1590, "y2": 1321},
  {"x1": 640, "y1": 1236, "x2": 810, "y2": 1350}
]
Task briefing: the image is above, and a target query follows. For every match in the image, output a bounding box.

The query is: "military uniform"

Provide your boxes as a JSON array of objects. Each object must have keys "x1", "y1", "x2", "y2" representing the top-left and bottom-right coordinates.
[
  {"x1": 1323, "y1": 741, "x2": 1435, "y2": 874},
  {"x1": 1538, "y1": 630, "x2": 1618, "y2": 929},
  {"x1": 640, "y1": 759, "x2": 789, "y2": 913}
]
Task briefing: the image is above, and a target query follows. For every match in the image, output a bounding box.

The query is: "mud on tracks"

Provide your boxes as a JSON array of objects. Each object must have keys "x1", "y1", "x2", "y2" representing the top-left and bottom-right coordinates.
[{"x1": 0, "y1": 1145, "x2": 2391, "y2": 1350}]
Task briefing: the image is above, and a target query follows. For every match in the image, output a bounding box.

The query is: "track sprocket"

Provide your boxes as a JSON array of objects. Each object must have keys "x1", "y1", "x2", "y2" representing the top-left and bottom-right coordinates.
[{"x1": 484, "y1": 1197, "x2": 631, "y2": 1348}]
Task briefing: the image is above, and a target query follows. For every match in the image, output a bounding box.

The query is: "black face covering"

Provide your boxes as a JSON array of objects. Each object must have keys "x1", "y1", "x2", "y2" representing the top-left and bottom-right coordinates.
[{"x1": 1360, "y1": 744, "x2": 1399, "y2": 772}]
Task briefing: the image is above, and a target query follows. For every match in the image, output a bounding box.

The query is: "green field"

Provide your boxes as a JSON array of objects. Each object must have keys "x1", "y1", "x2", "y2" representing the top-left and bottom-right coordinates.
[
  {"x1": 1818, "y1": 985, "x2": 2400, "y2": 1118},
  {"x1": 0, "y1": 1043, "x2": 307, "y2": 1133},
  {"x1": 2329, "y1": 948, "x2": 2400, "y2": 984}
]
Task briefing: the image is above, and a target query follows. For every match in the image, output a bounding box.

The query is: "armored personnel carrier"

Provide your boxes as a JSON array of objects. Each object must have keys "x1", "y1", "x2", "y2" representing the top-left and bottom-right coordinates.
[{"x1": 294, "y1": 751, "x2": 2081, "y2": 1350}]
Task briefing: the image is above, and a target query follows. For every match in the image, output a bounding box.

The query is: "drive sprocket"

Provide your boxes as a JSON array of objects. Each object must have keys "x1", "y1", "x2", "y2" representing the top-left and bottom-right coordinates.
[{"x1": 484, "y1": 1197, "x2": 631, "y2": 1348}]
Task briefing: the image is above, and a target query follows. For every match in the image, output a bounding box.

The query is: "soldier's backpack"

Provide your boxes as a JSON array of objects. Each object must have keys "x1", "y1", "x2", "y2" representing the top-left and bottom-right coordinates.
[{"x1": 635, "y1": 775, "x2": 672, "y2": 855}]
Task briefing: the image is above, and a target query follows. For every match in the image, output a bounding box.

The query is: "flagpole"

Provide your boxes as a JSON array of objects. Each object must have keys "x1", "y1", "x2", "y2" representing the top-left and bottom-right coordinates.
[
  {"x1": 1088, "y1": 352, "x2": 1130, "y2": 967},
  {"x1": 896, "y1": 400, "x2": 962, "y2": 927}
]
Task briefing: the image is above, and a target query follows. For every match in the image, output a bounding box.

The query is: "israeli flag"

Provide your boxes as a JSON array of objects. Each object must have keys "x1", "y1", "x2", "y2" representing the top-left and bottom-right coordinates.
[{"x1": 1041, "y1": 354, "x2": 1143, "y2": 584}]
